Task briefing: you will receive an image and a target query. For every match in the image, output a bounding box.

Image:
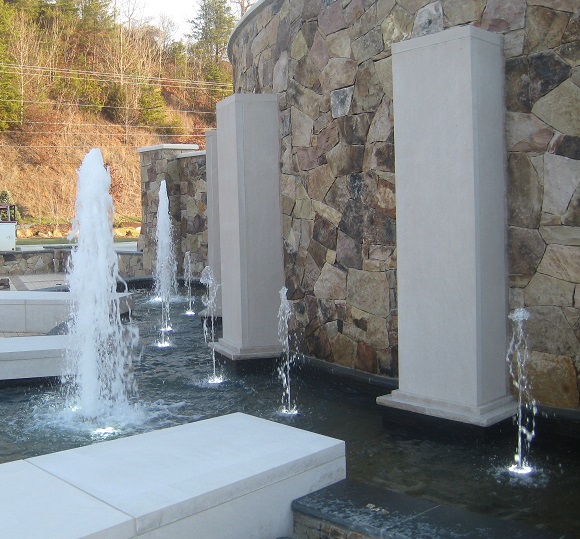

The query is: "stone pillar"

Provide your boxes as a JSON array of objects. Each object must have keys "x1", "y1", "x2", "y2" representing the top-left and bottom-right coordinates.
[
  {"x1": 213, "y1": 94, "x2": 284, "y2": 360},
  {"x1": 204, "y1": 129, "x2": 222, "y2": 316},
  {"x1": 377, "y1": 27, "x2": 515, "y2": 426},
  {"x1": 136, "y1": 144, "x2": 199, "y2": 274}
]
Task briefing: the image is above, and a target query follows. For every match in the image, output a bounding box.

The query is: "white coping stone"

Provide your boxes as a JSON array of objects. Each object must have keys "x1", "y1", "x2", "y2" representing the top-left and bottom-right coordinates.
[
  {"x1": 136, "y1": 144, "x2": 200, "y2": 153},
  {"x1": 0, "y1": 460, "x2": 135, "y2": 539},
  {"x1": 0, "y1": 335, "x2": 68, "y2": 379},
  {"x1": 0, "y1": 413, "x2": 346, "y2": 539},
  {"x1": 379, "y1": 26, "x2": 515, "y2": 426},
  {"x1": 0, "y1": 291, "x2": 133, "y2": 333},
  {"x1": 175, "y1": 150, "x2": 206, "y2": 159}
]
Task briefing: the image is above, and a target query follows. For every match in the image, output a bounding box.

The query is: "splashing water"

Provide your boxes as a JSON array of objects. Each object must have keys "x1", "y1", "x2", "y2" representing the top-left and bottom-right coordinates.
[
  {"x1": 154, "y1": 180, "x2": 177, "y2": 346},
  {"x1": 506, "y1": 308, "x2": 536, "y2": 475},
  {"x1": 277, "y1": 286, "x2": 298, "y2": 415},
  {"x1": 62, "y1": 148, "x2": 139, "y2": 421},
  {"x1": 184, "y1": 251, "x2": 195, "y2": 316},
  {"x1": 200, "y1": 266, "x2": 222, "y2": 383}
]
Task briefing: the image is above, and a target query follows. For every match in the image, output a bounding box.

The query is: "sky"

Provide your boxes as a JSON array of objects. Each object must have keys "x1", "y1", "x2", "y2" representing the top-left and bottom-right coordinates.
[{"x1": 141, "y1": 0, "x2": 198, "y2": 40}]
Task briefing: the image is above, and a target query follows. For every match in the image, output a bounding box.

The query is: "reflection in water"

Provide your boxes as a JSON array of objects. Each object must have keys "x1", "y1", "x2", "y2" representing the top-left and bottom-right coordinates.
[{"x1": 0, "y1": 291, "x2": 578, "y2": 536}]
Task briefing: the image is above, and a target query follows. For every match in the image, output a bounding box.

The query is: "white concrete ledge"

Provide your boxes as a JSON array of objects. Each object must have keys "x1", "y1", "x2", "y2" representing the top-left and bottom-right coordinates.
[
  {"x1": 0, "y1": 291, "x2": 133, "y2": 333},
  {"x1": 136, "y1": 144, "x2": 200, "y2": 153},
  {"x1": 0, "y1": 335, "x2": 68, "y2": 380},
  {"x1": 0, "y1": 413, "x2": 346, "y2": 538}
]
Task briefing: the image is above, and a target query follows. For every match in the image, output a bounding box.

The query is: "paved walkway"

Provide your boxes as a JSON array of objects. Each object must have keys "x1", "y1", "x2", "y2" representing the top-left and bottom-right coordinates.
[{"x1": 8, "y1": 273, "x2": 67, "y2": 291}]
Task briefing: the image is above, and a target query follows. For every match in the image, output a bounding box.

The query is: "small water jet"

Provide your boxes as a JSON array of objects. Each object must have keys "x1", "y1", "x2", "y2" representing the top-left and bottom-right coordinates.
[
  {"x1": 200, "y1": 266, "x2": 222, "y2": 383},
  {"x1": 62, "y1": 148, "x2": 139, "y2": 420},
  {"x1": 506, "y1": 308, "x2": 536, "y2": 475},
  {"x1": 277, "y1": 286, "x2": 298, "y2": 415},
  {"x1": 154, "y1": 180, "x2": 177, "y2": 346},
  {"x1": 183, "y1": 251, "x2": 195, "y2": 316}
]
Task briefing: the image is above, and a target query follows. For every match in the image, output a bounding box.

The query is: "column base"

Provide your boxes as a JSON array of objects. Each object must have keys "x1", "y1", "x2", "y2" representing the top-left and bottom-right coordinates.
[
  {"x1": 377, "y1": 390, "x2": 517, "y2": 427},
  {"x1": 213, "y1": 338, "x2": 282, "y2": 361}
]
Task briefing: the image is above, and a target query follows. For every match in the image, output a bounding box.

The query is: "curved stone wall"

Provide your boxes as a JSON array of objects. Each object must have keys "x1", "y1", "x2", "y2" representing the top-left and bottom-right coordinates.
[{"x1": 229, "y1": 0, "x2": 580, "y2": 408}]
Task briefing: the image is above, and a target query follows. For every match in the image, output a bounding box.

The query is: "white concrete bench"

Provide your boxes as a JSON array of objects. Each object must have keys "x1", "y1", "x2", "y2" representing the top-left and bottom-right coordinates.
[
  {"x1": 0, "y1": 291, "x2": 134, "y2": 333},
  {"x1": 0, "y1": 334, "x2": 68, "y2": 380},
  {"x1": 0, "y1": 412, "x2": 346, "y2": 538}
]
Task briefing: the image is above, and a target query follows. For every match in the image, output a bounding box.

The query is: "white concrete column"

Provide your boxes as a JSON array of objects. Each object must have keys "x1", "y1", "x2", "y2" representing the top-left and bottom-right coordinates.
[
  {"x1": 377, "y1": 26, "x2": 515, "y2": 426},
  {"x1": 213, "y1": 94, "x2": 284, "y2": 360},
  {"x1": 205, "y1": 129, "x2": 222, "y2": 316}
]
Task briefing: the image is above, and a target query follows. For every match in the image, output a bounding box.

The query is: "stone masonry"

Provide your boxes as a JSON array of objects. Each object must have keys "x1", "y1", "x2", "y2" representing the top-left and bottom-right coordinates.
[
  {"x1": 138, "y1": 147, "x2": 208, "y2": 277},
  {"x1": 227, "y1": 0, "x2": 580, "y2": 408},
  {"x1": 0, "y1": 249, "x2": 144, "y2": 279}
]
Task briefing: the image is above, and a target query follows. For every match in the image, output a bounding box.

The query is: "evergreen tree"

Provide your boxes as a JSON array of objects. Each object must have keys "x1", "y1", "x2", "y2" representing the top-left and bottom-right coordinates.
[
  {"x1": 0, "y1": 1, "x2": 22, "y2": 130},
  {"x1": 189, "y1": 0, "x2": 235, "y2": 65}
]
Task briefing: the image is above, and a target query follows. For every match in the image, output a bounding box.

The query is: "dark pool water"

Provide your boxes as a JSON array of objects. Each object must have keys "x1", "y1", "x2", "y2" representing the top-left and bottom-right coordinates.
[{"x1": 1, "y1": 290, "x2": 579, "y2": 536}]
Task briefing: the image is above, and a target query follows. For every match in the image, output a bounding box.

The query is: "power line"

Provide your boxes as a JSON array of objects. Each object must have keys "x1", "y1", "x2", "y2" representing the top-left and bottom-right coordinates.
[
  {"x1": 2, "y1": 119, "x2": 212, "y2": 131},
  {"x1": 0, "y1": 97, "x2": 219, "y2": 115},
  {"x1": 0, "y1": 63, "x2": 233, "y2": 89}
]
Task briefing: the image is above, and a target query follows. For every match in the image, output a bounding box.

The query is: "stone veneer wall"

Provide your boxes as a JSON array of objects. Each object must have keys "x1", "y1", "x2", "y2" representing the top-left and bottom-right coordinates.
[
  {"x1": 228, "y1": 0, "x2": 580, "y2": 408},
  {"x1": 138, "y1": 148, "x2": 208, "y2": 277},
  {"x1": 0, "y1": 249, "x2": 144, "y2": 279}
]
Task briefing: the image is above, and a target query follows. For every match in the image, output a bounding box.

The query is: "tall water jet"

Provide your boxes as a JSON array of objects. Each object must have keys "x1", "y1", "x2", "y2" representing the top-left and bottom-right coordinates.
[
  {"x1": 63, "y1": 148, "x2": 138, "y2": 420},
  {"x1": 154, "y1": 180, "x2": 177, "y2": 346},
  {"x1": 277, "y1": 286, "x2": 297, "y2": 415},
  {"x1": 200, "y1": 266, "x2": 222, "y2": 383},
  {"x1": 506, "y1": 308, "x2": 536, "y2": 475},
  {"x1": 184, "y1": 251, "x2": 195, "y2": 316}
]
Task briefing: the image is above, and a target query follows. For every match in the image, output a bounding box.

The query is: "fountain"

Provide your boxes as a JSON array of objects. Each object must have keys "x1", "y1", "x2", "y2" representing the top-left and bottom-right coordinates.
[
  {"x1": 183, "y1": 251, "x2": 195, "y2": 316},
  {"x1": 277, "y1": 286, "x2": 297, "y2": 415},
  {"x1": 506, "y1": 308, "x2": 536, "y2": 475},
  {"x1": 1, "y1": 286, "x2": 579, "y2": 536},
  {"x1": 154, "y1": 180, "x2": 177, "y2": 346},
  {"x1": 62, "y1": 148, "x2": 139, "y2": 420},
  {"x1": 200, "y1": 265, "x2": 222, "y2": 383}
]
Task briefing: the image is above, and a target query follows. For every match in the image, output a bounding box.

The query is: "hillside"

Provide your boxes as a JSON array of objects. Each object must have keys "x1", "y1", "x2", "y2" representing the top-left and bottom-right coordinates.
[
  {"x1": 0, "y1": 0, "x2": 234, "y2": 232},
  {"x1": 0, "y1": 104, "x2": 213, "y2": 231}
]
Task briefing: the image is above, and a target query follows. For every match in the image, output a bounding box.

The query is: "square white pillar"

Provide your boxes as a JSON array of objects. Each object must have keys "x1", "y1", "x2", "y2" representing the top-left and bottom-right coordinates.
[
  {"x1": 205, "y1": 129, "x2": 222, "y2": 316},
  {"x1": 377, "y1": 26, "x2": 515, "y2": 426},
  {"x1": 213, "y1": 94, "x2": 285, "y2": 360}
]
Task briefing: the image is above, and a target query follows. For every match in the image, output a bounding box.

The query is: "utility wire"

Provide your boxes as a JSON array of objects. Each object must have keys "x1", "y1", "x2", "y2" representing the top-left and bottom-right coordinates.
[{"x1": 0, "y1": 63, "x2": 232, "y2": 89}]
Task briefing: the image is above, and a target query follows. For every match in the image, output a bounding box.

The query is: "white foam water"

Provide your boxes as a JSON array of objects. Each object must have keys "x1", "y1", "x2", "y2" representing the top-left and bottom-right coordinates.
[
  {"x1": 154, "y1": 180, "x2": 177, "y2": 346},
  {"x1": 506, "y1": 308, "x2": 536, "y2": 475},
  {"x1": 200, "y1": 266, "x2": 222, "y2": 384},
  {"x1": 277, "y1": 286, "x2": 297, "y2": 415},
  {"x1": 62, "y1": 148, "x2": 139, "y2": 421}
]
